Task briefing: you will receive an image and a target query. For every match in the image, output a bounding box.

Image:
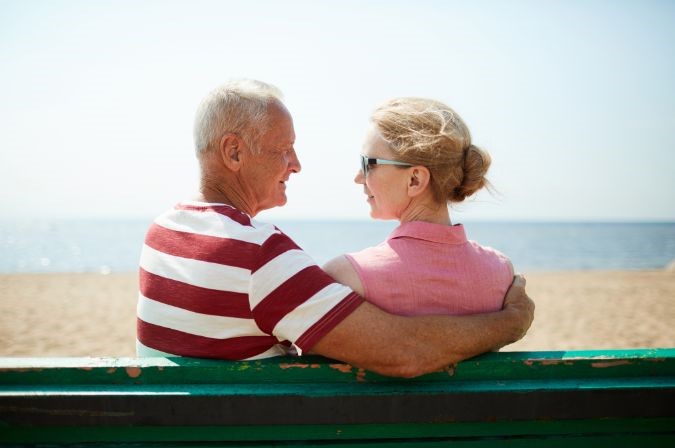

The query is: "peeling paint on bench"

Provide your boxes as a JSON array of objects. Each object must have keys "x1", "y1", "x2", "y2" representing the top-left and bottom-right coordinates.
[{"x1": 1, "y1": 349, "x2": 674, "y2": 446}]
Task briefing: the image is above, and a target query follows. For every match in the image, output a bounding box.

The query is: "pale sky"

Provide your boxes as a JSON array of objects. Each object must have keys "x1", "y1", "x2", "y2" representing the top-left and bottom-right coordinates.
[{"x1": 1, "y1": 0, "x2": 674, "y2": 222}]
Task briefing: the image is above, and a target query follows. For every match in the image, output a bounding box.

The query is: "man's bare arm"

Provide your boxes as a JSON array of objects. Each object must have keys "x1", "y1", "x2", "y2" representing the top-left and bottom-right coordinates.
[{"x1": 311, "y1": 276, "x2": 534, "y2": 378}]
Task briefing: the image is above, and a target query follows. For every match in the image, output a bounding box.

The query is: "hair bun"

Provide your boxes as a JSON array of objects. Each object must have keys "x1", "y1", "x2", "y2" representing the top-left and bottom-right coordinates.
[{"x1": 449, "y1": 145, "x2": 491, "y2": 202}]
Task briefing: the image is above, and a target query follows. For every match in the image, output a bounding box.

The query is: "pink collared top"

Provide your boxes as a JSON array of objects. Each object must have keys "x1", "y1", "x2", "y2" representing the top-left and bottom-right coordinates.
[{"x1": 345, "y1": 221, "x2": 513, "y2": 316}]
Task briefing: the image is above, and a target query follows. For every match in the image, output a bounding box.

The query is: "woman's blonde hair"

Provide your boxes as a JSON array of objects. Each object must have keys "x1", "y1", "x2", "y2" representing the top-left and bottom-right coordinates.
[{"x1": 371, "y1": 97, "x2": 491, "y2": 203}]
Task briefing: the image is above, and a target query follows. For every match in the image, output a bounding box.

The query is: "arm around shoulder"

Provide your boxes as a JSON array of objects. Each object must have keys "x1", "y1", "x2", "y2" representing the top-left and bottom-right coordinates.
[{"x1": 311, "y1": 275, "x2": 535, "y2": 378}]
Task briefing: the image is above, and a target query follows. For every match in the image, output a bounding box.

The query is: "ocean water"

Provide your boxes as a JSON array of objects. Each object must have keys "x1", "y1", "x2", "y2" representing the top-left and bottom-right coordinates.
[{"x1": 1, "y1": 219, "x2": 674, "y2": 274}]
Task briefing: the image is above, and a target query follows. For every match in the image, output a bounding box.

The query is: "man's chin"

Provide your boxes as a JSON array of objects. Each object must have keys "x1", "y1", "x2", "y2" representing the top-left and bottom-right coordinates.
[
  {"x1": 272, "y1": 195, "x2": 288, "y2": 208},
  {"x1": 255, "y1": 196, "x2": 287, "y2": 215}
]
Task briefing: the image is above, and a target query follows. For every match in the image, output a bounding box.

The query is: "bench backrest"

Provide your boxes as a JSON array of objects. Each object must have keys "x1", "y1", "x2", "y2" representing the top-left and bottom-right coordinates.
[{"x1": 1, "y1": 349, "x2": 674, "y2": 446}]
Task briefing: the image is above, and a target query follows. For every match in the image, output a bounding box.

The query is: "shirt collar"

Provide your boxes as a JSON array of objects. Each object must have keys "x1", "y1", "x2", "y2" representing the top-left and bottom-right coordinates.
[{"x1": 388, "y1": 221, "x2": 467, "y2": 245}]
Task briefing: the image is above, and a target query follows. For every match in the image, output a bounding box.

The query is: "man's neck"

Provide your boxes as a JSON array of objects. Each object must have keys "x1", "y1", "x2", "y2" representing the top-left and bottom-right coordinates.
[
  {"x1": 198, "y1": 181, "x2": 256, "y2": 216},
  {"x1": 197, "y1": 152, "x2": 258, "y2": 216}
]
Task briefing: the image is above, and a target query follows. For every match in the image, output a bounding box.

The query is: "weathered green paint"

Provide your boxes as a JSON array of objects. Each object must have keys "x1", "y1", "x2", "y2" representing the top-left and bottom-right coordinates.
[
  {"x1": 0, "y1": 349, "x2": 673, "y2": 446},
  {"x1": 1, "y1": 376, "x2": 674, "y2": 397},
  {"x1": 1, "y1": 348, "x2": 673, "y2": 385}
]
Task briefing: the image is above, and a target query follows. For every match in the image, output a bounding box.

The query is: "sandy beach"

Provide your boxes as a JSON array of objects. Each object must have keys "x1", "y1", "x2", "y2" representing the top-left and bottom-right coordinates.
[{"x1": 1, "y1": 270, "x2": 674, "y2": 357}]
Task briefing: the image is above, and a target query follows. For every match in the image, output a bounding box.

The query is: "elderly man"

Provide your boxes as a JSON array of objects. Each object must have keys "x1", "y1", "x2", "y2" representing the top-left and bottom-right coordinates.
[{"x1": 137, "y1": 79, "x2": 534, "y2": 378}]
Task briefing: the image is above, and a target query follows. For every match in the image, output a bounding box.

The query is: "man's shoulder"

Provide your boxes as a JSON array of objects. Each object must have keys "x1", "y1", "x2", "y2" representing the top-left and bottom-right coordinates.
[{"x1": 152, "y1": 202, "x2": 283, "y2": 246}]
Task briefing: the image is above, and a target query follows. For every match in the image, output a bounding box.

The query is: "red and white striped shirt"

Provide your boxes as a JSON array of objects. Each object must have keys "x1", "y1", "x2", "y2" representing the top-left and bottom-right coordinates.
[{"x1": 136, "y1": 202, "x2": 363, "y2": 360}]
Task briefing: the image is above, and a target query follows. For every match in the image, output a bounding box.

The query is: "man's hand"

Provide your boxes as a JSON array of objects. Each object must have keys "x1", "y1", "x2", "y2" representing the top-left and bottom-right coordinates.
[{"x1": 501, "y1": 275, "x2": 535, "y2": 344}]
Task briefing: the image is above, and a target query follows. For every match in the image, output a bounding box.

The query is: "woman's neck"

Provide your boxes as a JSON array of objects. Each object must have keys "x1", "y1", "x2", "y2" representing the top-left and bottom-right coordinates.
[{"x1": 399, "y1": 199, "x2": 452, "y2": 226}]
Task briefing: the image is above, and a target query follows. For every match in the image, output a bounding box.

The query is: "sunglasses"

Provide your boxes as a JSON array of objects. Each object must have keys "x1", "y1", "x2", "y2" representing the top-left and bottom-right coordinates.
[{"x1": 360, "y1": 154, "x2": 413, "y2": 176}]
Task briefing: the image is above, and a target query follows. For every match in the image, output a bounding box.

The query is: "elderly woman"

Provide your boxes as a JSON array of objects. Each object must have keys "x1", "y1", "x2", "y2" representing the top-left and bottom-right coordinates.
[{"x1": 324, "y1": 98, "x2": 513, "y2": 316}]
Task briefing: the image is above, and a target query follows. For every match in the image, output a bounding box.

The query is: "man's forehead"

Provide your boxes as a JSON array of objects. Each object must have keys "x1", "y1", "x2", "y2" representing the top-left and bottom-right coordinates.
[
  {"x1": 264, "y1": 102, "x2": 295, "y2": 143},
  {"x1": 267, "y1": 100, "x2": 292, "y2": 120}
]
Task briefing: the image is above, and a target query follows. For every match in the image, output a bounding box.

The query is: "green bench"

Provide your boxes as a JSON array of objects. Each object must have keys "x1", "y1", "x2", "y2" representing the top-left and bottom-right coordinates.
[{"x1": 1, "y1": 349, "x2": 674, "y2": 446}]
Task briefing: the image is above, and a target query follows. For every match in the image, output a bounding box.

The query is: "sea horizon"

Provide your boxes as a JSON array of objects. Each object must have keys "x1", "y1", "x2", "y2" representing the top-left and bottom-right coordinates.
[{"x1": 1, "y1": 218, "x2": 674, "y2": 275}]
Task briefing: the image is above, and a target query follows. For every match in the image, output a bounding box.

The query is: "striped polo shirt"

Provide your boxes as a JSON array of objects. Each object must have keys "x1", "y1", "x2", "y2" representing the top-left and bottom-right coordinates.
[{"x1": 136, "y1": 201, "x2": 363, "y2": 360}]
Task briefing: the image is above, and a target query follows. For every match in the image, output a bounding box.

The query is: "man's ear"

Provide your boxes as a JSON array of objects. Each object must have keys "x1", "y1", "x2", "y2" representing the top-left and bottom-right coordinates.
[
  {"x1": 407, "y1": 166, "x2": 431, "y2": 198},
  {"x1": 219, "y1": 134, "x2": 243, "y2": 171}
]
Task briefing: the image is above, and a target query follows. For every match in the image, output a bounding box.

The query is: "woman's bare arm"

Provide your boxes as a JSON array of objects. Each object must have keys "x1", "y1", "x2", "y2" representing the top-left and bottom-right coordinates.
[{"x1": 323, "y1": 255, "x2": 365, "y2": 297}]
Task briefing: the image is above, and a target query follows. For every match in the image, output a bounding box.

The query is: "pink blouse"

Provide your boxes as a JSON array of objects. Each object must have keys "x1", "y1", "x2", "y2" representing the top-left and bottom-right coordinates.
[{"x1": 346, "y1": 221, "x2": 513, "y2": 316}]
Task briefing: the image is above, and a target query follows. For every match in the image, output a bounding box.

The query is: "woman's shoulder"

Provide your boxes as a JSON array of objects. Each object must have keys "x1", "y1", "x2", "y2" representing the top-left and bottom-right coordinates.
[
  {"x1": 349, "y1": 239, "x2": 397, "y2": 260},
  {"x1": 323, "y1": 254, "x2": 352, "y2": 276},
  {"x1": 466, "y1": 240, "x2": 514, "y2": 277},
  {"x1": 322, "y1": 255, "x2": 366, "y2": 297}
]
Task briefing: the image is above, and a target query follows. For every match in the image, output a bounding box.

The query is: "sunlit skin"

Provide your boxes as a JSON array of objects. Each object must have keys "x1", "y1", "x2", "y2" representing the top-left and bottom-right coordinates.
[
  {"x1": 198, "y1": 101, "x2": 301, "y2": 216},
  {"x1": 356, "y1": 125, "x2": 450, "y2": 225},
  {"x1": 239, "y1": 102, "x2": 300, "y2": 214}
]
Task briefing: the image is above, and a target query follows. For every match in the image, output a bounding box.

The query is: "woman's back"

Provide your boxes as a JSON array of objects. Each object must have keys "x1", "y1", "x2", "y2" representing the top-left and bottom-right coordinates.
[{"x1": 346, "y1": 221, "x2": 512, "y2": 316}]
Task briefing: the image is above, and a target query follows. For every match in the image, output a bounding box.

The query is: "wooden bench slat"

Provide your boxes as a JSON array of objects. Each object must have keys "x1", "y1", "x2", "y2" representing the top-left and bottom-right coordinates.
[{"x1": 1, "y1": 349, "x2": 674, "y2": 446}]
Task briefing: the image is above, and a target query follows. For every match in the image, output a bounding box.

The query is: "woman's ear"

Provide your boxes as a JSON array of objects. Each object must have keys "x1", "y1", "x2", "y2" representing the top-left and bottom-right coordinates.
[
  {"x1": 219, "y1": 134, "x2": 243, "y2": 171},
  {"x1": 407, "y1": 166, "x2": 431, "y2": 197}
]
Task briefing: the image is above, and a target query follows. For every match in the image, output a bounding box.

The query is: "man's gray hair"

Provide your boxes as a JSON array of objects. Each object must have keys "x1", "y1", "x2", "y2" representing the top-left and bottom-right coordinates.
[{"x1": 193, "y1": 79, "x2": 283, "y2": 156}]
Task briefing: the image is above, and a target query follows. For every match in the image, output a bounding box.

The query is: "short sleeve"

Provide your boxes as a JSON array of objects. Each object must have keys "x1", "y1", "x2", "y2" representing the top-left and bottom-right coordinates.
[{"x1": 249, "y1": 231, "x2": 364, "y2": 354}]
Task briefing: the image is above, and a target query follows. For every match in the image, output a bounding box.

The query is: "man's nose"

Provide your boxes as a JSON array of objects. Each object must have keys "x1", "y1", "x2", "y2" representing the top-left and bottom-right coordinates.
[{"x1": 289, "y1": 149, "x2": 301, "y2": 173}]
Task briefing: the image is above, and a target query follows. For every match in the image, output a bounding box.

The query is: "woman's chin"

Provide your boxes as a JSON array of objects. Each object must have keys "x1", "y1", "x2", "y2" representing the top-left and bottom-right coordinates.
[{"x1": 369, "y1": 210, "x2": 394, "y2": 221}]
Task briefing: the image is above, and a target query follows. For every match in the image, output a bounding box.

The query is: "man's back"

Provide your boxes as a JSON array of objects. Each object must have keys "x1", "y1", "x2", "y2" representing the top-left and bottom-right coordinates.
[{"x1": 136, "y1": 201, "x2": 362, "y2": 359}]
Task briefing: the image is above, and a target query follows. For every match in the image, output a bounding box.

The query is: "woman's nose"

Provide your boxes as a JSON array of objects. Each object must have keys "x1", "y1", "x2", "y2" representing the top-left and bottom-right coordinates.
[{"x1": 354, "y1": 169, "x2": 365, "y2": 184}]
